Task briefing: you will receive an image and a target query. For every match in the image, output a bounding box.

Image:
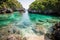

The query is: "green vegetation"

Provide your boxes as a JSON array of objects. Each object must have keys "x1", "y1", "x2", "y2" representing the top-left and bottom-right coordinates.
[
  {"x1": 29, "y1": 0, "x2": 60, "y2": 12},
  {"x1": 0, "y1": 0, "x2": 23, "y2": 10}
]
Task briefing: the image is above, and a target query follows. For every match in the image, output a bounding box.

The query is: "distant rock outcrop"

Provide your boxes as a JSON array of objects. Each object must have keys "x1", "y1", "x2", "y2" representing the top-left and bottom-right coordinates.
[
  {"x1": 28, "y1": 0, "x2": 60, "y2": 16},
  {"x1": 0, "y1": 0, "x2": 25, "y2": 14}
]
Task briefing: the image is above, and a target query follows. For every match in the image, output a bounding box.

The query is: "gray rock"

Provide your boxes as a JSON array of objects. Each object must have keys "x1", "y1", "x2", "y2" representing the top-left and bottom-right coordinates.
[
  {"x1": 6, "y1": 8, "x2": 13, "y2": 13},
  {"x1": 52, "y1": 22, "x2": 60, "y2": 40}
]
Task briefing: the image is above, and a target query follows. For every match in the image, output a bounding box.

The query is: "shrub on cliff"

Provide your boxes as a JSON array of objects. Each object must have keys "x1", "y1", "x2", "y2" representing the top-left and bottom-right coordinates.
[
  {"x1": 0, "y1": 0, "x2": 23, "y2": 11},
  {"x1": 29, "y1": 0, "x2": 60, "y2": 13}
]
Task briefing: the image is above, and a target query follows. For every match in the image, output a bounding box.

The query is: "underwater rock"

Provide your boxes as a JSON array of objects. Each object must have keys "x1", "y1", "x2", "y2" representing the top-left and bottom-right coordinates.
[
  {"x1": 7, "y1": 34, "x2": 22, "y2": 40},
  {"x1": 32, "y1": 28, "x2": 44, "y2": 35},
  {"x1": 23, "y1": 21, "x2": 31, "y2": 26},
  {"x1": 13, "y1": 29, "x2": 16, "y2": 33},
  {"x1": 36, "y1": 25, "x2": 47, "y2": 33},
  {"x1": 38, "y1": 20, "x2": 44, "y2": 22},
  {"x1": 47, "y1": 19, "x2": 57, "y2": 23},
  {"x1": 8, "y1": 28, "x2": 21, "y2": 34},
  {"x1": 0, "y1": 25, "x2": 22, "y2": 40},
  {"x1": 32, "y1": 25, "x2": 47, "y2": 35},
  {"x1": 36, "y1": 22, "x2": 44, "y2": 25}
]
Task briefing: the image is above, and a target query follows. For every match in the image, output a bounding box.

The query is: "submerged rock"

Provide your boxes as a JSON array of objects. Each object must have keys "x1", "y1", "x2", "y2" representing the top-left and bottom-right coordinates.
[
  {"x1": 0, "y1": 25, "x2": 22, "y2": 40},
  {"x1": 32, "y1": 25, "x2": 47, "y2": 35},
  {"x1": 7, "y1": 34, "x2": 22, "y2": 40}
]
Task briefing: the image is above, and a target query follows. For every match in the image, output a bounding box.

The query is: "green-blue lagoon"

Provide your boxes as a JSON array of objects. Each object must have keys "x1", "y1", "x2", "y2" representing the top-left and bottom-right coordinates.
[
  {"x1": 0, "y1": 11, "x2": 60, "y2": 40},
  {"x1": 0, "y1": 11, "x2": 60, "y2": 31},
  {"x1": 0, "y1": 0, "x2": 60, "y2": 40}
]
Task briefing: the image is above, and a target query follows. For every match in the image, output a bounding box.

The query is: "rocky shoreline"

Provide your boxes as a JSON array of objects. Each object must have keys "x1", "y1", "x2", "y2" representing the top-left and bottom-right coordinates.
[
  {"x1": 0, "y1": 7, "x2": 25, "y2": 14},
  {"x1": 0, "y1": 22, "x2": 60, "y2": 40},
  {"x1": 45, "y1": 22, "x2": 60, "y2": 40},
  {"x1": 51, "y1": 22, "x2": 60, "y2": 40},
  {"x1": 28, "y1": 9, "x2": 60, "y2": 16}
]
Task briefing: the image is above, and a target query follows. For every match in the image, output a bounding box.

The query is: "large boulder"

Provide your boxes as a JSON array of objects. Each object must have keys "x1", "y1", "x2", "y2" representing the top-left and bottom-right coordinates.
[{"x1": 52, "y1": 22, "x2": 60, "y2": 40}]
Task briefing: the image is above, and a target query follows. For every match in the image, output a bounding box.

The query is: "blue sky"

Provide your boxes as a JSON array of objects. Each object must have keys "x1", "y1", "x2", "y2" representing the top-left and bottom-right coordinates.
[{"x1": 17, "y1": 0, "x2": 35, "y2": 9}]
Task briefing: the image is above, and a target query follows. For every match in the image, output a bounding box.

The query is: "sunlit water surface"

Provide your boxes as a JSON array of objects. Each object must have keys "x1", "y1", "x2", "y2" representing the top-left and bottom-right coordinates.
[
  {"x1": 0, "y1": 11, "x2": 60, "y2": 35},
  {"x1": 0, "y1": 11, "x2": 60, "y2": 29}
]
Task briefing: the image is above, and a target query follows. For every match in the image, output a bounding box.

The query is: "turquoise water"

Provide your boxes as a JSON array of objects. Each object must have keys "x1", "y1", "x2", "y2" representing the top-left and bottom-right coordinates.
[
  {"x1": 0, "y1": 12, "x2": 22, "y2": 26},
  {"x1": 0, "y1": 11, "x2": 60, "y2": 39},
  {"x1": 0, "y1": 11, "x2": 60, "y2": 33},
  {"x1": 29, "y1": 13, "x2": 60, "y2": 33},
  {"x1": 0, "y1": 11, "x2": 60, "y2": 27},
  {"x1": 29, "y1": 13, "x2": 60, "y2": 27}
]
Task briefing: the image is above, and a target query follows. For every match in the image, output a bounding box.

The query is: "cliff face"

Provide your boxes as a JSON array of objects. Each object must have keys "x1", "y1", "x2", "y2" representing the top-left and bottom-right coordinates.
[
  {"x1": 28, "y1": 0, "x2": 60, "y2": 16},
  {"x1": 0, "y1": 0, "x2": 24, "y2": 13}
]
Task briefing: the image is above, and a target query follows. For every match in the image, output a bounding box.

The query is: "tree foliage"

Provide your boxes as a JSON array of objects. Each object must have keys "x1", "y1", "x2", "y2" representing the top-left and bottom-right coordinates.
[
  {"x1": 29, "y1": 0, "x2": 60, "y2": 12},
  {"x1": 0, "y1": 0, "x2": 23, "y2": 9}
]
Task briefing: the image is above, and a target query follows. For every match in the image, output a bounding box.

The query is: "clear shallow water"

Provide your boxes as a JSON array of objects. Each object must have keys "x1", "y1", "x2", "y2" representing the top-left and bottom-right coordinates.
[
  {"x1": 0, "y1": 11, "x2": 60, "y2": 30},
  {"x1": 29, "y1": 13, "x2": 60, "y2": 27},
  {"x1": 0, "y1": 11, "x2": 60, "y2": 37},
  {"x1": 0, "y1": 12, "x2": 22, "y2": 26}
]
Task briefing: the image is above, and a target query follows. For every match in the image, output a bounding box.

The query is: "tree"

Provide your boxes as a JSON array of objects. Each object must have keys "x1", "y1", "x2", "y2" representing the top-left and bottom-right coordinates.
[
  {"x1": 29, "y1": 0, "x2": 60, "y2": 12},
  {"x1": 0, "y1": 0, "x2": 23, "y2": 9}
]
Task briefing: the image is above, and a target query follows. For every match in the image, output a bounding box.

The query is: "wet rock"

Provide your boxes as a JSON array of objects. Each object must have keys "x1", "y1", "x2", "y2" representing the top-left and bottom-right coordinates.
[
  {"x1": 52, "y1": 22, "x2": 60, "y2": 40},
  {"x1": 0, "y1": 9, "x2": 6, "y2": 14},
  {"x1": 16, "y1": 8, "x2": 25, "y2": 13},
  {"x1": 6, "y1": 8, "x2": 13, "y2": 13},
  {"x1": 53, "y1": 29, "x2": 60, "y2": 40},
  {"x1": 28, "y1": 9, "x2": 60, "y2": 16},
  {"x1": 53, "y1": 22, "x2": 60, "y2": 30},
  {"x1": 43, "y1": 10, "x2": 53, "y2": 15},
  {"x1": 0, "y1": 8, "x2": 13, "y2": 14}
]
